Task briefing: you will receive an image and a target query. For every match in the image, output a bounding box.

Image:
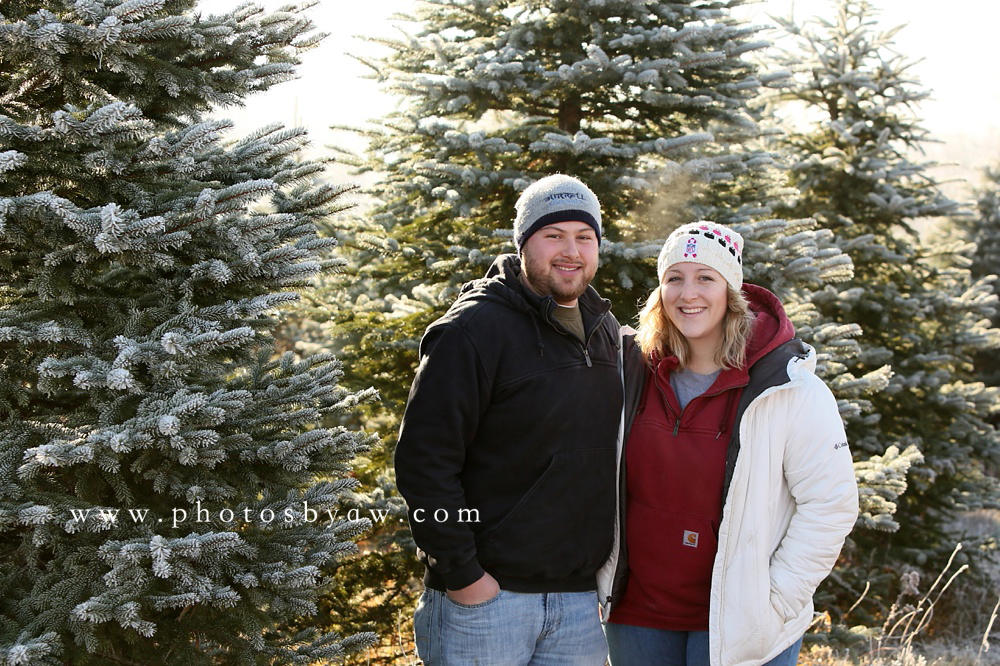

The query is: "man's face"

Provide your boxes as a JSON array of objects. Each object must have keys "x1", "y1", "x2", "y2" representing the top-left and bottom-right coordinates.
[{"x1": 520, "y1": 221, "x2": 599, "y2": 306}]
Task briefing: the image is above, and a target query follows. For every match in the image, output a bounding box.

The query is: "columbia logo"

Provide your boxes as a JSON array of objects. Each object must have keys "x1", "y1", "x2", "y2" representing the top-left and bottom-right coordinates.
[
  {"x1": 683, "y1": 530, "x2": 699, "y2": 548},
  {"x1": 834, "y1": 441, "x2": 849, "y2": 450}
]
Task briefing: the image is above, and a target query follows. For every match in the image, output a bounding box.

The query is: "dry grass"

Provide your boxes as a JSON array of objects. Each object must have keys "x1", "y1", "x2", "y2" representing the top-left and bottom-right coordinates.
[
  {"x1": 346, "y1": 510, "x2": 1000, "y2": 666},
  {"x1": 801, "y1": 510, "x2": 1000, "y2": 666}
]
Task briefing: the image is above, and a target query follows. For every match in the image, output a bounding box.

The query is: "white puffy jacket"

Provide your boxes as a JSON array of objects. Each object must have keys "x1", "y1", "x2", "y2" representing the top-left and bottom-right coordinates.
[{"x1": 599, "y1": 337, "x2": 859, "y2": 666}]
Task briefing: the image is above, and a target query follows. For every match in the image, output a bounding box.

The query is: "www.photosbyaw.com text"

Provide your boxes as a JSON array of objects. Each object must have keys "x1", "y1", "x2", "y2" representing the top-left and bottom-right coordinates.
[{"x1": 68, "y1": 501, "x2": 396, "y2": 529}]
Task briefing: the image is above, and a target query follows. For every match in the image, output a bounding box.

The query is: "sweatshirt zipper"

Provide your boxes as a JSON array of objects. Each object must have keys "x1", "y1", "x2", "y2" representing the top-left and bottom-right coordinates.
[
  {"x1": 543, "y1": 303, "x2": 605, "y2": 368},
  {"x1": 660, "y1": 380, "x2": 748, "y2": 437},
  {"x1": 580, "y1": 308, "x2": 609, "y2": 368},
  {"x1": 655, "y1": 381, "x2": 684, "y2": 436}
]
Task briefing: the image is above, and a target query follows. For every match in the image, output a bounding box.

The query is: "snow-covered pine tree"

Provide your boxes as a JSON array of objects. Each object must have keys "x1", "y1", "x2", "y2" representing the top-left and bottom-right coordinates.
[
  {"x1": 0, "y1": 1, "x2": 378, "y2": 662},
  {"x1": 332, "y1": 0, "x2": 865, "y2": 446},
  {"x1": 318, "y1": 0, "x2": 904, "y2": 656},
  {"x1": 765, "y1": 0, "x2": 1000, "y2": 628},
  {"x1": 947, "y1": 165, "x2": 1000, "y2": 396},
  {"x1": 330, "y1": 0, "x2": 868, "y2": 405}
]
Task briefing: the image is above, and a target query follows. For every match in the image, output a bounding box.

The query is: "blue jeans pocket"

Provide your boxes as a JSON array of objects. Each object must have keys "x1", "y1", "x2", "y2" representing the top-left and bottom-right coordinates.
[
  {"x1": 444, "y1": 589, "x2": 503, "y2": 610},
  {"x1": 418, "y1": 589, "x2": 606, "y2": 666},
  {"x1": 439, "y1": 589, "x2": 528, "y2": 664},
  {"x1": 417, "y1": 589, "x2": 512, "y2": 665}
]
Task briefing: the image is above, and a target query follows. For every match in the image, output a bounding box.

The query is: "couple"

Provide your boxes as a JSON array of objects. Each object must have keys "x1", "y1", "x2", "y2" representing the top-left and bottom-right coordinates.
[{"x1": 394, "y1": 175, "x2": 859, "y2": 666}]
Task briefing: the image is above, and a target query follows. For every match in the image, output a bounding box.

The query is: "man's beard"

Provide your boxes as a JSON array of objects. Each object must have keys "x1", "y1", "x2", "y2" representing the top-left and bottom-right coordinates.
[{"x1": 521, "y1": 254, "x2": 595, "y2": 304}]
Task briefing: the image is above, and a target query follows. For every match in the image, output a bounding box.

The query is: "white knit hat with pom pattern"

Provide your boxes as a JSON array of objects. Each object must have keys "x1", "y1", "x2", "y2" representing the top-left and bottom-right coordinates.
[{"x1": 657, "y1": 222, "x2": 744, "y2": 290}]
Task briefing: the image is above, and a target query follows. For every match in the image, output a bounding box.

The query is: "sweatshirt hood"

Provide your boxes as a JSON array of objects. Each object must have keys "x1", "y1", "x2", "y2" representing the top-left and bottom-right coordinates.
[
  {"x1": 453, "y1": 253, "x2": 533, "y2": 314},
  {"x1": 742, "y1": 283, "x2": 795, "y2": 368},
  {"x1": 444, "y1": 254, "x2": 612, "y2": 358}
]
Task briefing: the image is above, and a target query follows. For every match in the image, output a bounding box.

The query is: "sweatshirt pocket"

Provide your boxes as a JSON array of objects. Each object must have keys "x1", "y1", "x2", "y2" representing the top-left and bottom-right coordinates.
[
  {"x1": 625, "y1": 500, "x2": 718, "y2": 615},
  {"x1": 477, "y1": 448, "x2": 615, "y2": 580}
]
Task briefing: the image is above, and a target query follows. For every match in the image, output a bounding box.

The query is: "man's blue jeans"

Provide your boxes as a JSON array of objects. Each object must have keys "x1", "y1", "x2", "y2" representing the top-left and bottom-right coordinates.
[
  {"x1": 413, "y1": 588, "x2": 608, "y2": 665},
  {"x1": 605, "y1": 622, "x2": 803, "y2": 666}
]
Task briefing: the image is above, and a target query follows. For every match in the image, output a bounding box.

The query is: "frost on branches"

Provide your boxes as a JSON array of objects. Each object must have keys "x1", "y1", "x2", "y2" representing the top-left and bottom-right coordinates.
[
  {"x1": 323, "y1": 0, "x2": 868, "y2": 656},
  {"x1": 765, "y1": 0, "x2": 1000, "y2": 626},
  {"x1": 1, "y1": 0, "x2": 377, "y2": 662},
  {"x1": 945, "y1": 165, "x2": 1000, "y2": 393},
  {"x1": 332, "y1": 0, "x2": 858, "y2": 433}
]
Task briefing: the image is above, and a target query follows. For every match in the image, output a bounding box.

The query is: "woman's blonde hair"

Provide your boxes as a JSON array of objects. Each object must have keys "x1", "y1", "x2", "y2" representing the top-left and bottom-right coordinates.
[{"x1": 634, "y1": 284, "x2": 755, "y2": 371}]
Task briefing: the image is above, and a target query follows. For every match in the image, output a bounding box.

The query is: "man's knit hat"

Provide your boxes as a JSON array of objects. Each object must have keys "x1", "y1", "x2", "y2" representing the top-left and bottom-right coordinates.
[
  {"x1": 514, "y1": 174, "x2": 602, "y2": 252},
  {"x1": 657, "y1": 221, "x2": 744, "y2": 290}
]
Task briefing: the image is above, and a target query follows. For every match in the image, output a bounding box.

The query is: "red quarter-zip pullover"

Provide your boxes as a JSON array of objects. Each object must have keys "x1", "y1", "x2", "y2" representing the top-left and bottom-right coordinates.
[{"x1": 608, "y1": 284, "x2": 793, "y2": 630}]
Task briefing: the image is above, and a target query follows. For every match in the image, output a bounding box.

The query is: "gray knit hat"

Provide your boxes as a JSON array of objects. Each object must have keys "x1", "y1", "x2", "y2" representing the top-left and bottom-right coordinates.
[
  {"x1": 657, "y1": 221, "x2": 744, "y2": 290},
  {"x1": 513, "y1": 174, "x2": 602, "y2": 252}
]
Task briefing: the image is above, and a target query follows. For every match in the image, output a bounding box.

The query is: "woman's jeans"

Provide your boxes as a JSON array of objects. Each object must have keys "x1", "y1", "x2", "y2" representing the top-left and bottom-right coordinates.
[
  {"x1": 605, "y1": 622, "x2": 803, "y2": 666},
  {"x1": 414, "y1": 587, "x2": 608, "y2": 665}
]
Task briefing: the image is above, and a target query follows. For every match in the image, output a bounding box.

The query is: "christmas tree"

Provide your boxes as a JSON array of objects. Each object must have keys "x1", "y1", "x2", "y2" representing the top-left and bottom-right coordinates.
[
  {"x1": 765, "y1": 0, "x2": 1000, "y2": 628},
  {"x1": 332, "y1": 0, "x2": 856, "y2": 399},
  {"x1": 0, "y1": 0, "x2": 377, "y2": 662},
  {"x1": 946, "y1": 165, "x2": 1000, "y2": 397},
  {"x1": 320, "y1": 0, "x2": 901, "y2": 657},
  {"x1": 332, "y1": 0, "x2": 865, "y2": 451}
]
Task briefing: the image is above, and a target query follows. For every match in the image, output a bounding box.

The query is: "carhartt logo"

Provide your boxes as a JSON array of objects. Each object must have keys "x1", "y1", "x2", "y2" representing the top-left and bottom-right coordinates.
[{"x1": 683, "y1": 530, "x2": 699, "y2": 548}]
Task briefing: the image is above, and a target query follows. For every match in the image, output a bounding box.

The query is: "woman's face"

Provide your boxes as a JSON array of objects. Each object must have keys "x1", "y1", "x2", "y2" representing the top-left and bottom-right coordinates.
[{"x1": 660, "y1": 263, "x2": 729, "y2": 352}]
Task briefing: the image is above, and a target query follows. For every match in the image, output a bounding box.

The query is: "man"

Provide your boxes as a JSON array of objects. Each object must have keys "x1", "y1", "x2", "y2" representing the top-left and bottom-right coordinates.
[{"x1": 394, "y1": 174, "x2": 624, "y2": 665}]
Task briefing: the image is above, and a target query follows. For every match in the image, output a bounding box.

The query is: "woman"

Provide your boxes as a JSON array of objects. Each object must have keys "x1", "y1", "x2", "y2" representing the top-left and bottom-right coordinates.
[{"x1": 597, "y1": 222, "x2": 858, "y2": 666}]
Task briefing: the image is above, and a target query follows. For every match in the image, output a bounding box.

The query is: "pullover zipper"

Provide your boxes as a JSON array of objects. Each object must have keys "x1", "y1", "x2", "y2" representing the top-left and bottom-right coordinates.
[
  {"x1": 658, "y1": 380, "x2": 748, "y2": 437},
  {"x1": 543, "y1": 302, "x2": 606, "y2": 368},
  {"x1": 579, "y1": 307, "x2": 609, "y2": 369}
]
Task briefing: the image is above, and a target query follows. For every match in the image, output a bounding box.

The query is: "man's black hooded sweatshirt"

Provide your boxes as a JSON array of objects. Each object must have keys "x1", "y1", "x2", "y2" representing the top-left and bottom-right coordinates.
[{"x1": 395, "y1": 254, "x2": 623, "y2": 594}]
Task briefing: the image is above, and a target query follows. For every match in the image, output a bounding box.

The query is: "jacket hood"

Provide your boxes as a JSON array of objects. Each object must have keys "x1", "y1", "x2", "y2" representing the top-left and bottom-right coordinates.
[{"x1": 742, "y1": 283, "x2": 795, "y2": 369}]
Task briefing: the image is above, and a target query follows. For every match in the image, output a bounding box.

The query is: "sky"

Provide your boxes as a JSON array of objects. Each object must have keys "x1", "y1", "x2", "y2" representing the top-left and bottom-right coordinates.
[{"x1": 200, "y1": 0, "x2": 1000, "y2": 198}]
